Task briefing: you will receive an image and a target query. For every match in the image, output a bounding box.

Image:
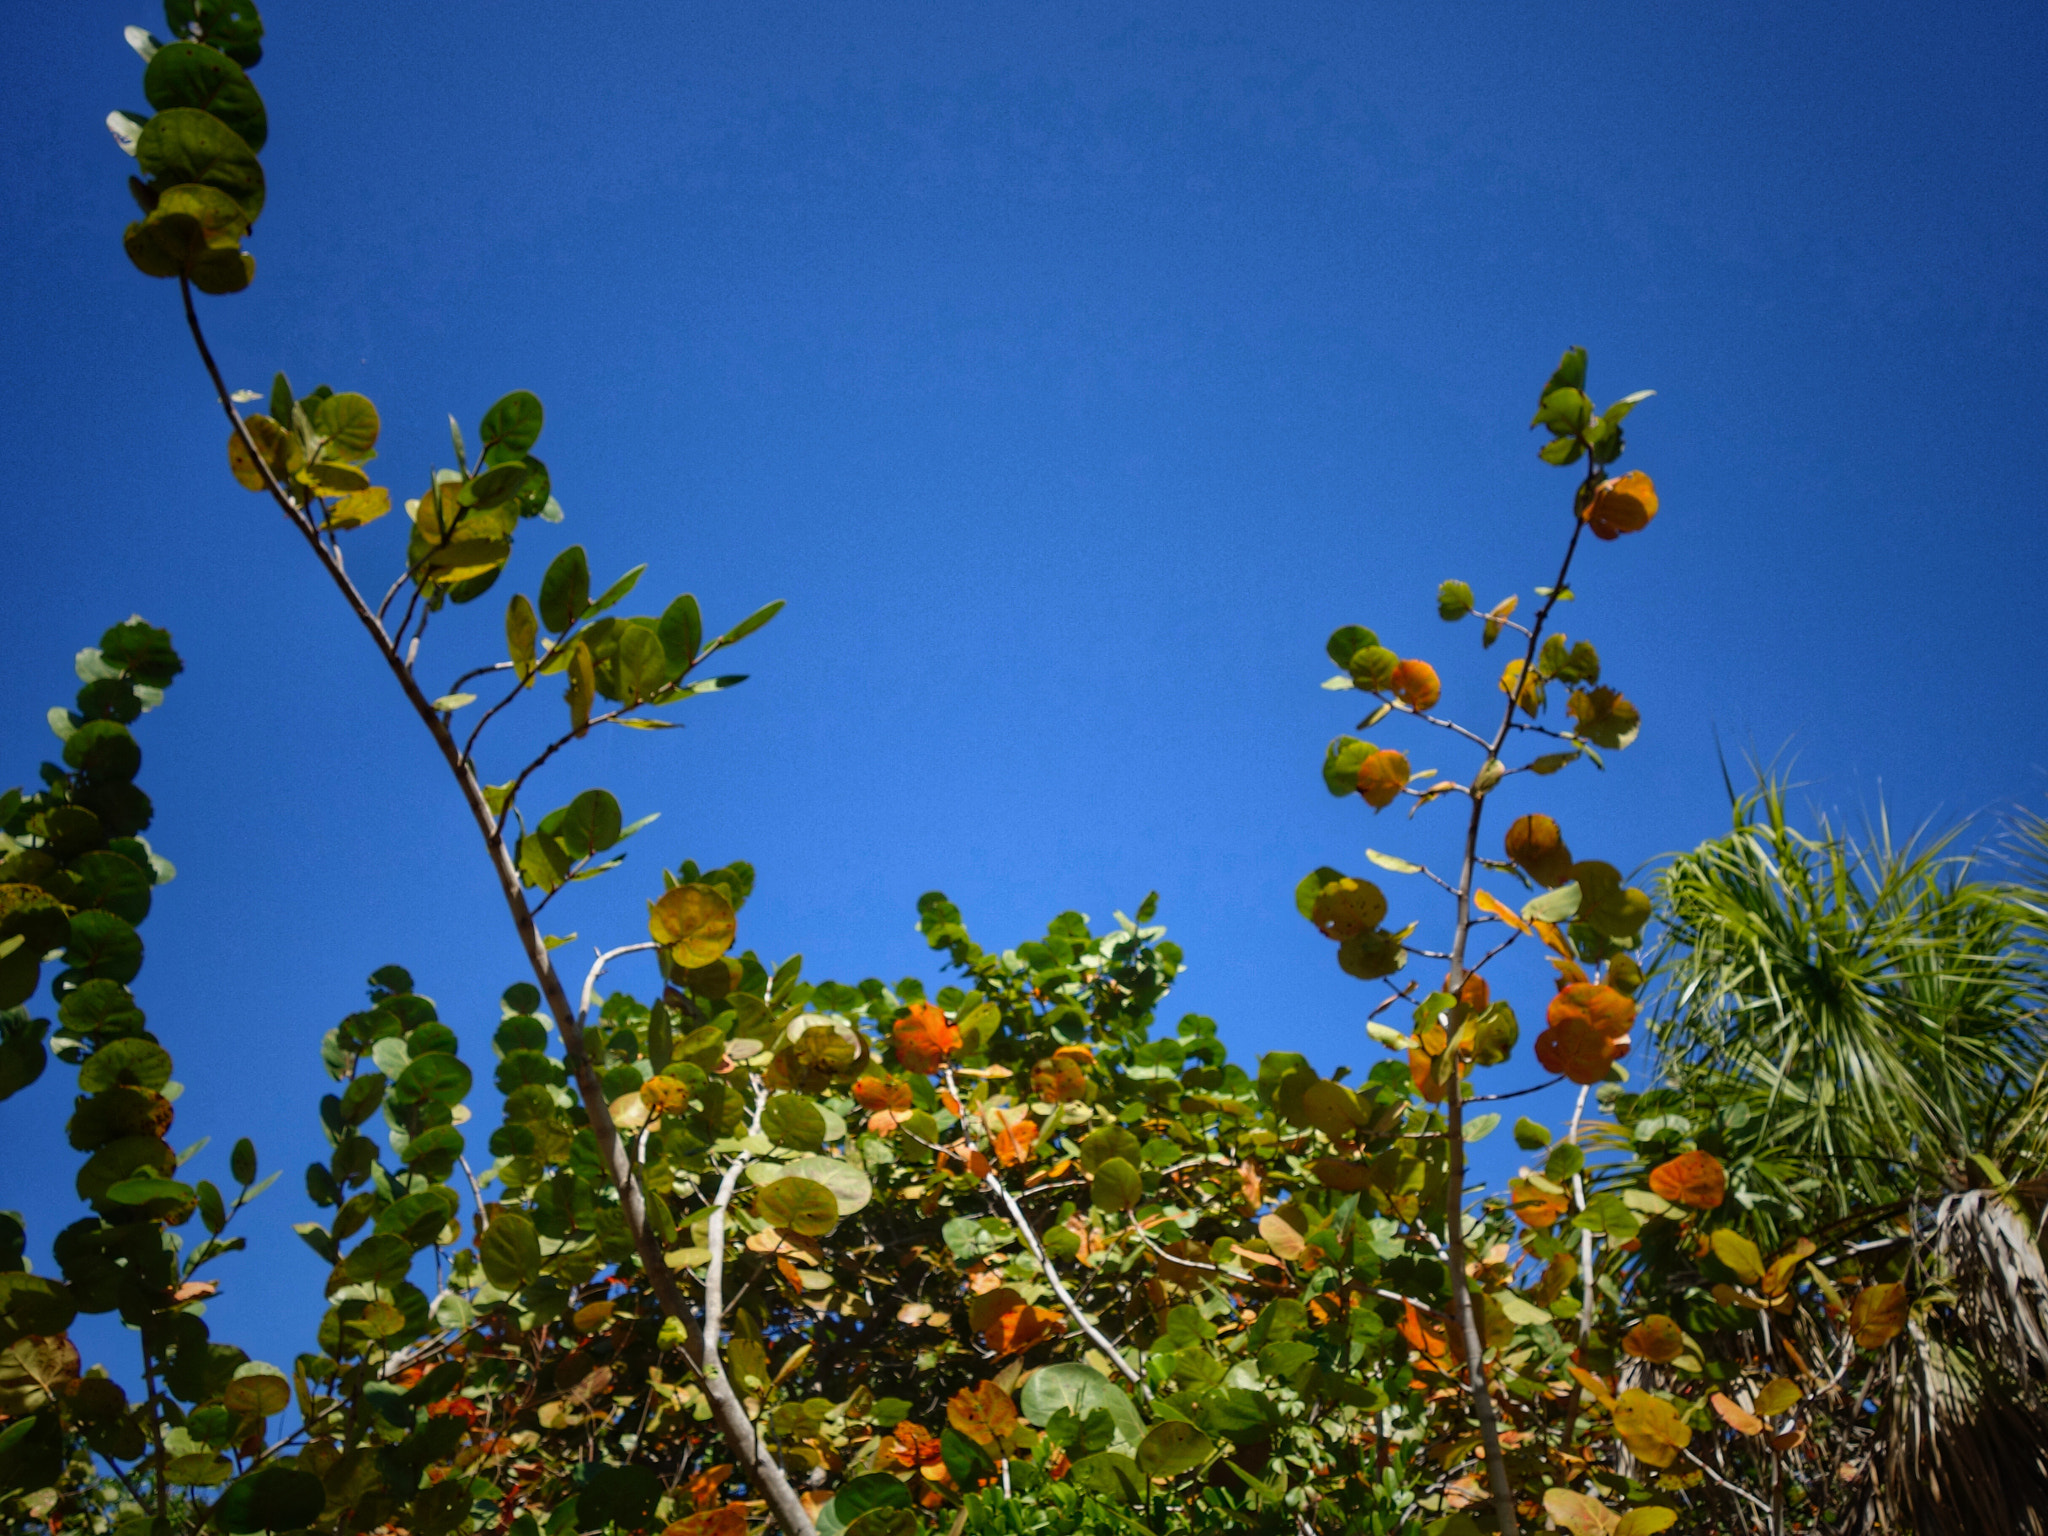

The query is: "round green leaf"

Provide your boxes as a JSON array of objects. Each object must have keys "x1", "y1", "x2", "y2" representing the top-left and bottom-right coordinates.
[
  {"x1": 135, "y1": 108, "x2": 264, "y2": 225},
  {"x1": 144, "y1": 42, "x2": 267, "y2": 150},
  {"x1": 818, "y1": 1472, "x2": 913, "y2": 1536},
  {"x1": 394, "y1": 1053, "x2": 471, "y2": 1106},
  {"x1": 1068, "y1": 1452, "x2": 1145, "y2": 1499},
  {"x1": 214, "y1": 1466, "x2": 323, "y2": 1535},
  {"x1": 757, "y1": 1175, "x2": 838, "y2": 1236},
  {"x1": 1136, "y1": 1419, "x2": 1213, "y2": 1479},
  {"x1": 78, "y1": 1037, "x2": 172, "y2": 1093},
  {"x1": 63, "y1": 912, "x2": 143, "y2": 985},
  {"x1": 69, "y1": 851, "x2": 152, "y2": 925},
  {"x1": 221, "y1": 1372, "x2": 287, "y2": 1419},
  {"x1": 762, "y1": 1094, "x2": 827, "y2": 1151},
  {"x1": 1018, "y1": 1363, "x2": 1144, "y2": 1453},
  {"x1": 480, "y1": 390, "x2": 544, "y2": 462},
  {"x1": 343, "y1": 1234, "x2": 413, "y2": 1284},
  {"x1": 780, "y1": 1155, "x2": 873, "y2": 1216},
  {"x1": 478, "y1": 1211, "x2": 541, "y2": 1291},
  {"x1": 63, "y1": 722, "x2": 141, "y2": 782},
  {"x1": 312, "y1": 392, "x2": 380, "y2": 461},
  {"x1": 1090, "y1": 1155, "x2": 1142, "y2": 1212}
]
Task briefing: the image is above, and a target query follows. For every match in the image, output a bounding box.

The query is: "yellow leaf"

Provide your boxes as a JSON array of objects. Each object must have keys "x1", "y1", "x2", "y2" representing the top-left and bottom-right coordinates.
[
  {"x1": 1851, "y1": 1282, "x2": 1909, "y2": 1348},
  {"x1": 648, "y1": 883, "x2": 737, "y2": 968},
  {"x1": 1612, "y1": 1388, "x2": 1691, "y2": 1470},
  {"x1": 1710, "y1": 1229, "x2": 1765, "y2": 1284},
  {"x1": 1753, "y1": 1377, "x2": 1801, "y2": 1417},
  {"x1": 1541, "y1": 1487, "x2": 1617, "y2": 1536}
]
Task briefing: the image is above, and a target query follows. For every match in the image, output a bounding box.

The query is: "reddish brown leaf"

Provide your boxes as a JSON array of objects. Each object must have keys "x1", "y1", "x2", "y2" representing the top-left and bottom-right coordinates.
[
  {"x1": 1356, "y1": 750, "x2": 1411, "y2": 811},
  {"x1": 1388, "y1": 658, "x2": 1441, "y2": 711},
  {"x1": 1710, "y1": 1392, "x2": 1764, "y2": 1436},
  {"x1": 1647, "y1": 1150, "x2": 1726, "y2": 1210},
  {"x1": 893, "y1": 1003, "x2": 961, "y2": 1073},
  {"x1": 1621, "y1": 1315, "x2": 1685, "y2": 1364},
  {"x1": 1504, "y1": 813, "x2": 1574, "y2": 887}
]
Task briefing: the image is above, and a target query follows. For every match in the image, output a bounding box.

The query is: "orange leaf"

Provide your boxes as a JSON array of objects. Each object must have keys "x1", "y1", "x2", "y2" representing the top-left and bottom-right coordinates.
[
  {"x1": 893, "y1": 1003, "x2": 961, "y2": 1073},
  {"x1": 1510, "y1": 1177, "x2": 1570, "y2": 1229},
  {"x1": 1583, "y1": 470, "x2": 1658, "y2": 540},
  {"x1": 1542, "y1": 1487, "x2": 1619, "y2": 1536},
  {"x1": 852, "y1": 1074, "x2": 913, "y2": 1113},
  {"x1": 1710, "y1": 1392, "x2": 1763, "y2": 1436},
  {"x1": 1647, "y1": 1151, "x2": 1726, "y2": 1211},
  {"x1": 947, "y1": 1380, "x2": 1021, "y2": 1446},
  {"x1": 981, "y1": 1303, "x2": 1063, "y2": 1356},
  {"x1": 1388, "y1": 659, "x2": 1441, "y2": 711},
  {"x1": 1504, "y1": 813, "x2": 1574, "y2": 887},
  {"x1": 1533, "y1": 1018, "x2": 1629, "y2": 1085},
  {"x1": 1455, "y1": 972, "x2": 1489, "y2": 1010},
  {"x1": 1029, "y1": 1055, "x2": 1089, "y2": 1103},
  {"x1": 1547, "y1": 983, "x2": 1636, "y2": 1040},
  {"x1": 1621, "y1": 1315, "x2": 1685, "y2": 1364},
  {"x1": 1398, "y1": 1301, "x2": 1455, "y2": 1374},
  {"x1": 642, "y1": 1075, "x2": 693, "y2": 1114},
  {"x1": 988, "y1": 1110, "x2": 1039, "y2": 1167},
  {"x1": 1356, "y1": 750, "x2": 1411, "y2": 811},
  {"x1": 663, "y1": 1505, "x2": 749, "y2": 1536},
  {"x1": 879, "y1": 1420, "x2": 947, "y2": 1473},
  {"x1": 1762, "y1": 1236, "x2": 1816, "y2": 1299},
  {"x1": 1612, "y1": 1388, "x2": 1691, "y2": 1469},
  {"x1": 1567, "y1": 1365, "x2": 1616, "y2": 1411},
  {"x1": 1851, "y1": 1282, "x2": 1909, "y2": 1348},
  {"x1": 1473, "y1": 888, "x2": 1532, "y2": 936}
]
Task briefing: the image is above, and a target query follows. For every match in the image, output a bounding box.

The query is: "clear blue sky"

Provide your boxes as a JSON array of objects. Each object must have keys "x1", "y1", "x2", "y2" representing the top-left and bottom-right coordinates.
[{"x1": 6, "y1": 1, "x2": 2046, "y2": 1375}]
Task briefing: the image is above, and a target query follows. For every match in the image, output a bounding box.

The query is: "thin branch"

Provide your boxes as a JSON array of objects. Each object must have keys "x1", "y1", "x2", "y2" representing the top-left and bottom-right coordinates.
[
  {"x1": 940, "y1": 1068, "x2": 1150, "y2": 1395},
  {"x1": 177, "y1": 280, "x2": 819, "y2": 1536},
  {"x1": 581, "y1": 942, "x2": 660, "y2": 1024}
]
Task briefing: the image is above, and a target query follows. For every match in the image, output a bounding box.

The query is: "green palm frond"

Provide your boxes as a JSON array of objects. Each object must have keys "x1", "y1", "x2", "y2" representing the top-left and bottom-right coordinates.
[{"x1": 1648, "y1": 777, "x2": 2044, "y2": 1233}]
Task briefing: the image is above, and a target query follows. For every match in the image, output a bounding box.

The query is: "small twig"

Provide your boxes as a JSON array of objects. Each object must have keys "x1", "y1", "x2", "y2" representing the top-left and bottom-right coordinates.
[
  {"x1": 940, "y1": 1068, "x2": 1150, "y2": 1396},
  {"x1": 581, "y1": 942, "x2": 660, "y2": 1025}
]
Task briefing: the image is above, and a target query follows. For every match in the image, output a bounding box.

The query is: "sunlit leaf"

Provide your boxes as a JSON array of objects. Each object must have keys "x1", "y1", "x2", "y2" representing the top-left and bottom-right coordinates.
[
  {"x1": 1311, "y1": 877, "x2": 1386, "y2": 939},
  {"x1": 649, "y1": 883, "x2": 737, "y2": 967},
  {"x1": 1612, "y1": 1388, "x2": 1691, "y2": 1469},
  {"x1": 1710, "y1": 1229, "x2": 1765, "y2": 1284},
  {"x1": 1583, "y1": 470, "x2": 1658, "y2": 540},
  {"x1": 1851, "y1": 1281, "x2": 1909, "y2": 1348},
  {"x1": 893, "y1": 1003, "x2": 961, "y2": 1074},
  {"x1": 1388, "y1": 659, "x2": 1440, "y2": 711},
  {"x1": 1356, "y1": 750, "x2": 1410, "y2": 811},
  {"x1": 1647, "y1": 1150, "x2": 1726, "y2": 1210},
  {"x1": 1502, "y1": 813, "x2": 1573, "y2": 888},
  {"x1": 1567, "y1": 686, "x2": 1641, "y2": 750},
  {"x1": 1621, "y1": 1315, "x2": 1685, "y2": 1363}
]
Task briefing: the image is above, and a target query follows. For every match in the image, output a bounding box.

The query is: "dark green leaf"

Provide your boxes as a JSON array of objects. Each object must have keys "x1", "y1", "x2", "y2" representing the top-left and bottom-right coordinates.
[
  {"x1": 135, "y1": 108, "x2": 264, "y2": 225},
  {"x1": 143, "y1": 41, "x2": 267, "y2": 150},
  {"x1": 538, "y1": 545, "x2": 589, "y2": 633},
  {"x1": 479, "y1": 391, "x2": 544, "y2": 463}
]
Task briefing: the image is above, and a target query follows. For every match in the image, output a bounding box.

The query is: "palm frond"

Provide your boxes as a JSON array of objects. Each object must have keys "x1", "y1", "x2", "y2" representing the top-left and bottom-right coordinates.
[{"x1": 1648, "y1": 777, "x2": 2043, "y2": 1233}]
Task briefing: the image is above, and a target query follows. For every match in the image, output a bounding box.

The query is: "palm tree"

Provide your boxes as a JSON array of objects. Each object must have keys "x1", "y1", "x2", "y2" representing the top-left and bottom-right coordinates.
[{"x1": 1637, "y1": 777, "x2": 2048, "y2": 1534}]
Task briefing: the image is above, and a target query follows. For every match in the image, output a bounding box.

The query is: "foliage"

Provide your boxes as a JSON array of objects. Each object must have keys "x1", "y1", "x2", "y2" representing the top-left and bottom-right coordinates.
[{"x1": 2, "y1": 6, "x2": 2038, "y2": 1536}]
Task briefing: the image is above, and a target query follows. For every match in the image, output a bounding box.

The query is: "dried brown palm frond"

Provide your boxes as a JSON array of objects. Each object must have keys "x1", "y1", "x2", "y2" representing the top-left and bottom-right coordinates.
[{"x1": 1860, "y1": 1190, "x2": 2048, "y2": 1536}]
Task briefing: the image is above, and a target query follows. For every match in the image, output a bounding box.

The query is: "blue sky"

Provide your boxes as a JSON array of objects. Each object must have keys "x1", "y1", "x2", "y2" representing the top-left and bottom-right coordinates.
[{"x1": 5, "y1": 1, "x2": 2046, "y2": 1375}]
